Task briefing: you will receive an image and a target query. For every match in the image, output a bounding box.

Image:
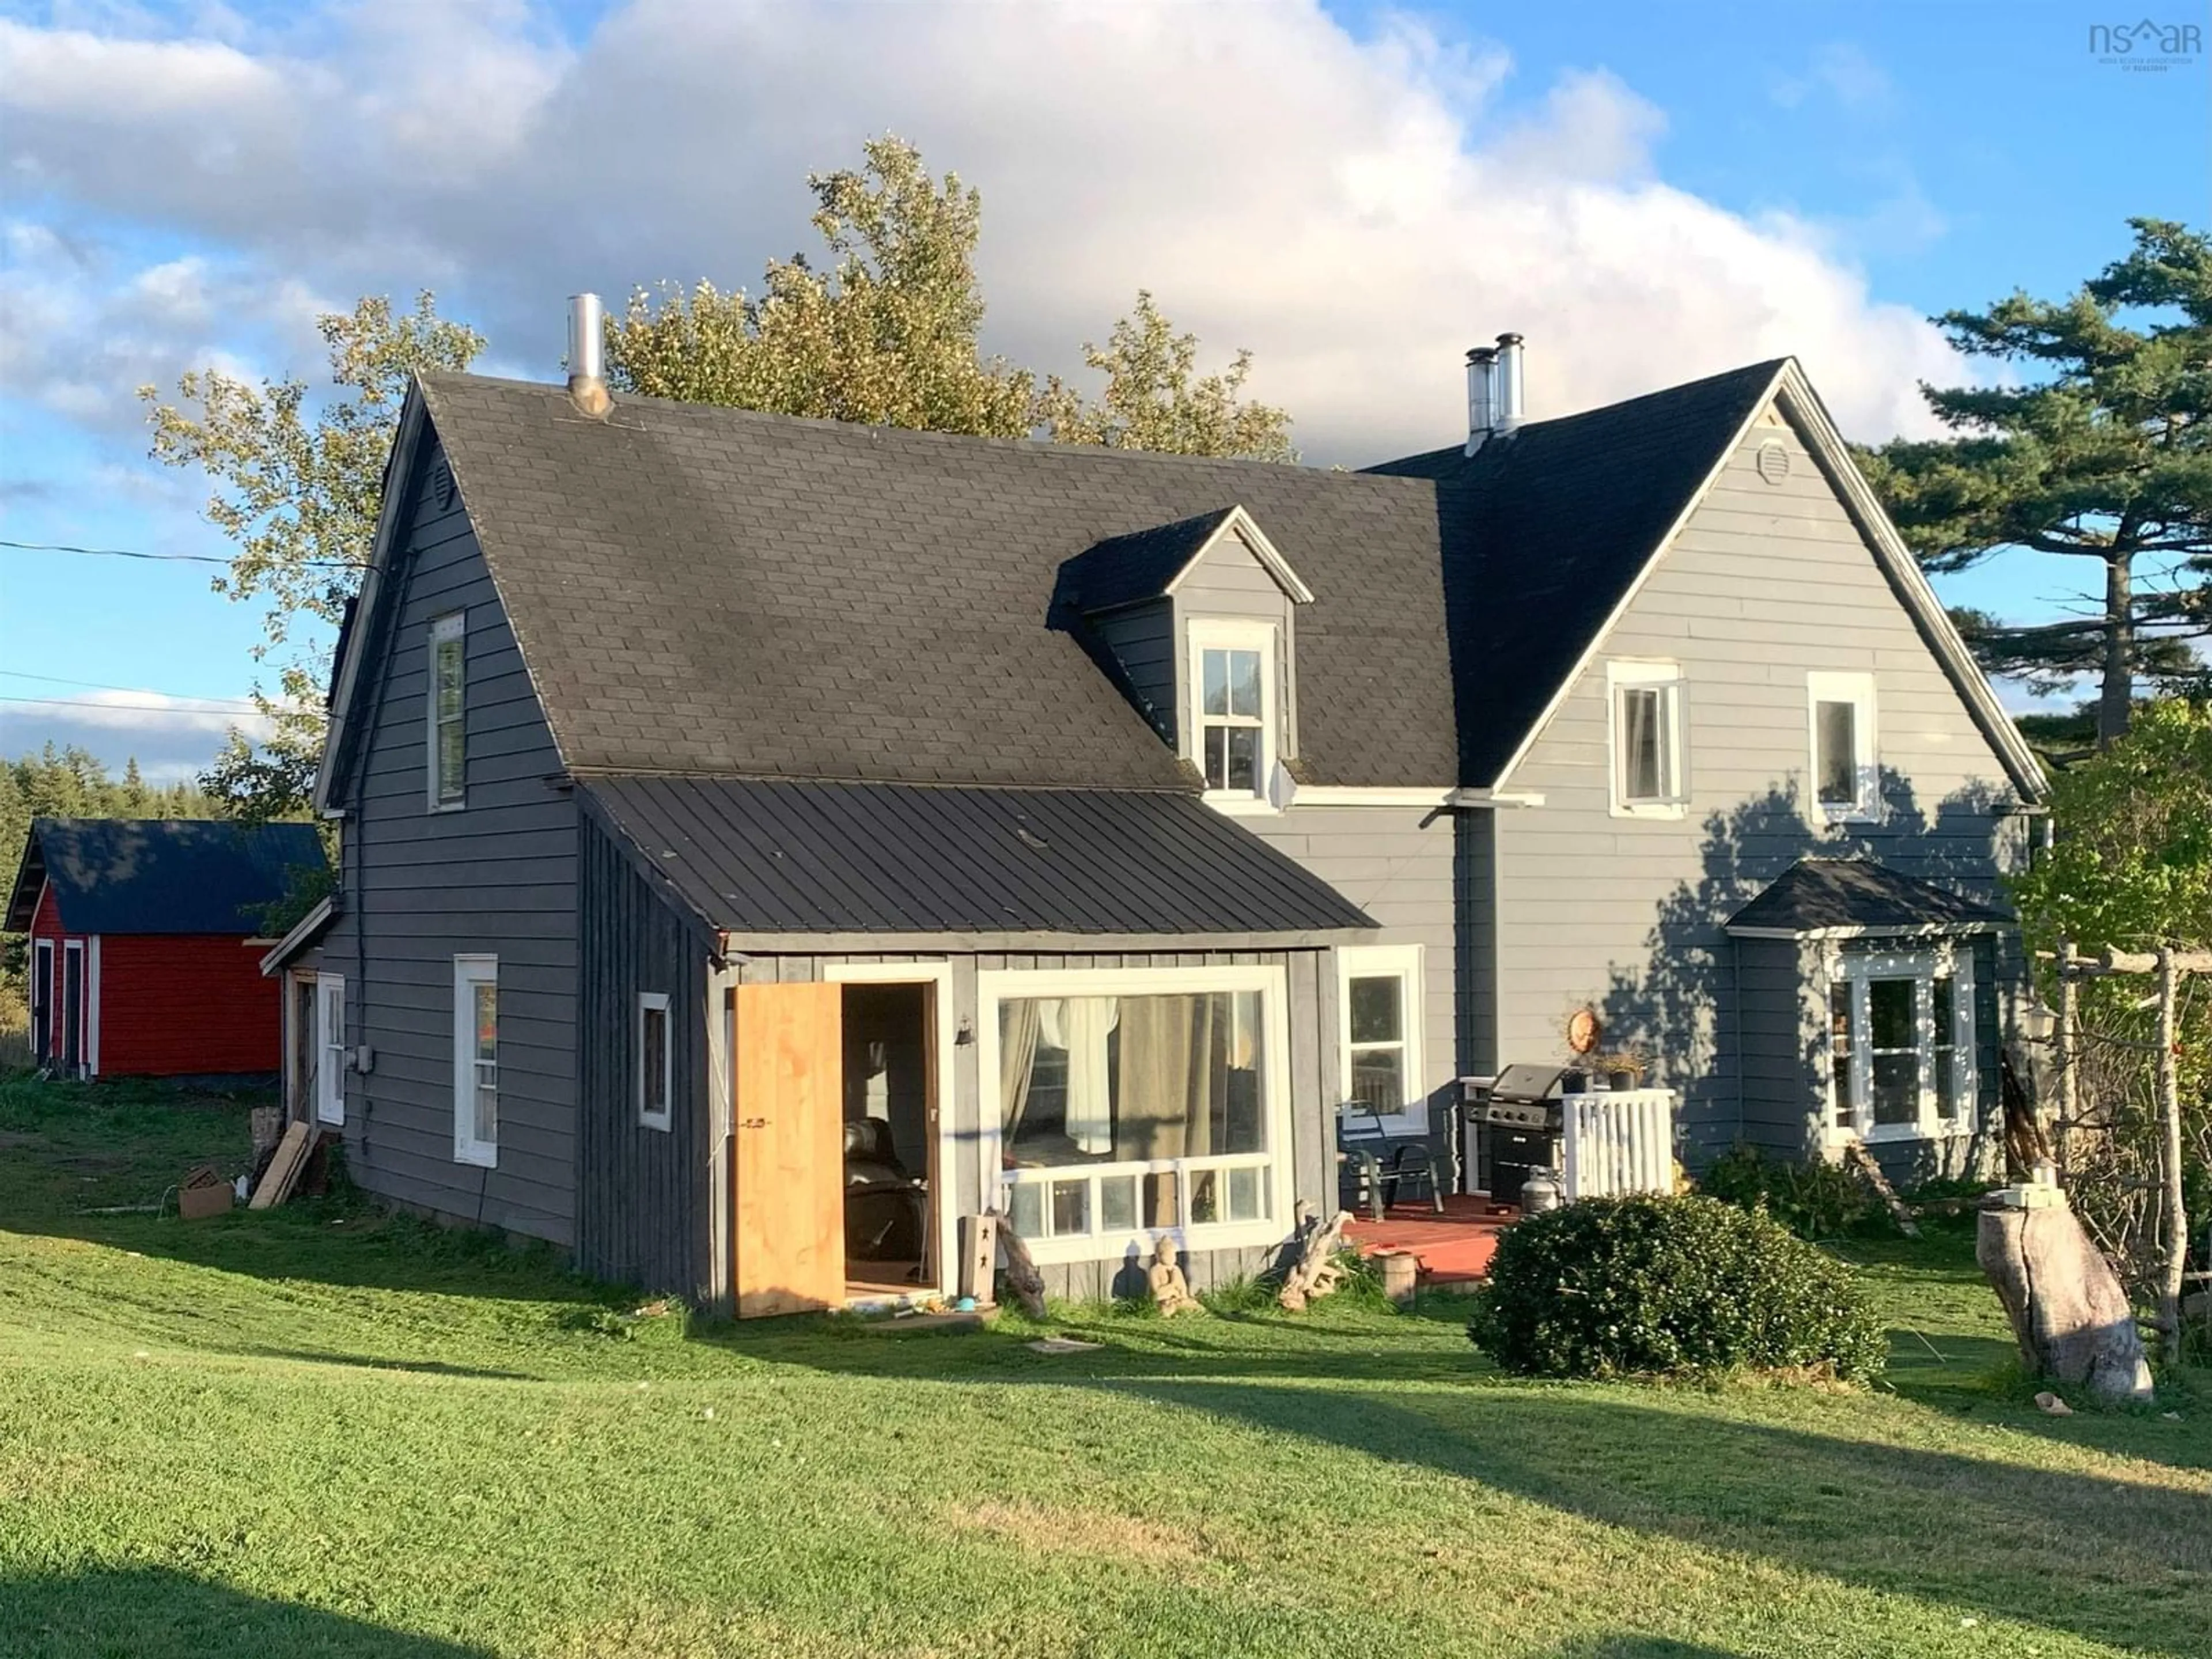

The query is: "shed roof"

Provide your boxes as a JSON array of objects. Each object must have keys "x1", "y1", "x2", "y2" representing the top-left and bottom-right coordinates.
[
  {"x1": 1724, "y1": 858, "x2": 2013, "y2": 938},
  {"x1": 6, "y1": 819, "x2": 327, "y2": 935},
  {"x1": 581, "y1": 775, "x2": 1377, "y2": 945}
]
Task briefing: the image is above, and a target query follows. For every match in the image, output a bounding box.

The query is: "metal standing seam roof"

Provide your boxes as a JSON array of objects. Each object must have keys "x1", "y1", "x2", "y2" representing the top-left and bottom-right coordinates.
[
  {"x1": 5, "y1": 818, "x2": 328, "y2": 935},
  {"x1": 580, "y1": 774, "x2": 1379, "y2": 940},
  {"x1": 1724, "y1": 858, "x2": 2014, "y2": 937}
]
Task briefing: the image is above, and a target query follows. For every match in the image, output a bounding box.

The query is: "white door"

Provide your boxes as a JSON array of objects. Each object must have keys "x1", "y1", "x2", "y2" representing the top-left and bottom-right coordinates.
[{"x1": 316, "y1": 975, "x2": 347, "y2": 1125}]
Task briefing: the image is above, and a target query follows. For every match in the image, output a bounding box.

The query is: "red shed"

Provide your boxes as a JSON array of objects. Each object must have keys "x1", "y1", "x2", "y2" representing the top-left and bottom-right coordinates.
[{"x1": 6, "y1": 817, "x2": 327, "y2": 1080}]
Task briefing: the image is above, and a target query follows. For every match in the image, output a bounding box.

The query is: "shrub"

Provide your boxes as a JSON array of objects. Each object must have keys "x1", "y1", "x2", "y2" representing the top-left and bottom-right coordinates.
[
  {"x1": 1696, "y1": 1143, "x2": 1891, "y2": 1240},
  {"x1": 1467, "y1": 1194, "x2": 1887, "y2": 1381}
]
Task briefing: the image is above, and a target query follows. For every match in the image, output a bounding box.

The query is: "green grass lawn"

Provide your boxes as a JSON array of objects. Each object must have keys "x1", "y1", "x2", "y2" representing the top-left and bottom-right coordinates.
[{"x1": 1, "y1": 1078, "x2": 2205, "y2": 1658}]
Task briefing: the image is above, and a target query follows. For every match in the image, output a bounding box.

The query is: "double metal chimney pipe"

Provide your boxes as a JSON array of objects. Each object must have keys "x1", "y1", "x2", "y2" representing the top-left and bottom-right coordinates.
[{"x1": 1464, "y1": 332, "x2": 1526, "y2": 457}]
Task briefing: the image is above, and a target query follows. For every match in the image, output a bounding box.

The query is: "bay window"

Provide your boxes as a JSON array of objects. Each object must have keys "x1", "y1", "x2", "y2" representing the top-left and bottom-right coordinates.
[
  {"x1": 1827, "y1": 947, "x2": 1975, "y2": 1142},
  {"x1": 982, "y1": 966, "x2": 1290, "y2": 1260}
]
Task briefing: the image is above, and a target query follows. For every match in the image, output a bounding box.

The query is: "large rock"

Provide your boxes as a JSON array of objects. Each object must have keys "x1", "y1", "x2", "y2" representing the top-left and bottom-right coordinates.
[{"x1": 1978, "y1": 1197, "x2": 2154, "y2": 1402}]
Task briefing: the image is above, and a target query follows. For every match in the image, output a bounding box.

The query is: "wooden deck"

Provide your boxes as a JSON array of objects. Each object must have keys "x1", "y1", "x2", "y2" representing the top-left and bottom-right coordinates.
[{"x1": 1343, "y1": 1194, "x2": 1519, "y2": 1287}]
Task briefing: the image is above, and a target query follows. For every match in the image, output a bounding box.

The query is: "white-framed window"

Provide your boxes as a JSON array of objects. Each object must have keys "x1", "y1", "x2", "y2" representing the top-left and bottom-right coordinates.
[
  {"x1": 1807, "y1": 671, "x2": 1878, "y2": 822},
  {"x1": 452, "y1": 955, "x2": 498, "y2": 1166},
  {"x1": 1607, "y1": 660, "x2": 1685, "y2": 818},
  {"x1": 979, "y1": 964, "x2": 1292, "y2": 1264},
  {"x1": 638, "y1": 991, "x2": 672, "y2": 1131},
  {"x1": 316, "y1": 974, "x2": 347, "y2": 1126},
  {"x1": 1827, "y1": 946, "x2": 1975, "y2": 1142},
  {"x1": 1338, "y1": 943, "x2": 1426, "y2": 1133},
  {"x1": 1187, "y1": 619, "x2": 1278, "y2": 807},
  {"x1": 427, "y1": 612, "x2": 467, "y2": 810}
]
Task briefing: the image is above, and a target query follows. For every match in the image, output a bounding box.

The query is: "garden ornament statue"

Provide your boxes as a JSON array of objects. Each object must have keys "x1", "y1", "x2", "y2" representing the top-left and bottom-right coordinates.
[{"x1": 1148, "y1": 1236, "x2": 1200, "y2": 1316}]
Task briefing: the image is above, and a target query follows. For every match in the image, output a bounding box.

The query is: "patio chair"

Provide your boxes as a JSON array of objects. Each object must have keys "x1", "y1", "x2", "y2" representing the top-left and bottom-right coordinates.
[{"x1": 1335, "y1": 1100, "x2": 1448, "y2": 1223}]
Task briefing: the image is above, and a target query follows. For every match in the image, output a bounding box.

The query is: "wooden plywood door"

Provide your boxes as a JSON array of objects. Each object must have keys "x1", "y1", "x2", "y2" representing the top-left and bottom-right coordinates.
[{"x1": 732, "y1": 982, "x2": 844, "y2": 1317}]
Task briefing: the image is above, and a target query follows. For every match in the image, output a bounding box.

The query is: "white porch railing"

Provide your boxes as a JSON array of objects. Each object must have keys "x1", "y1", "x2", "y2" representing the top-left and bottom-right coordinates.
[{"x1": 1560, "y1": 1088, "x2": 1676, "y2": 1200}]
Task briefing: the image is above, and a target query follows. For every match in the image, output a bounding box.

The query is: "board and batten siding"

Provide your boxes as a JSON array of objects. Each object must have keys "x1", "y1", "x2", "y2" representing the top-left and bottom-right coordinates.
[
  {"x1": 575, "y1": 815, "x2": 714, "y2": 1297},
  {"x1": 1486, "y1": 401, "x2": 2032, "y2": 1160},
  {"x1": 710, "y1": 945, "x2": 1337, "y2": 1305},
  {"x1": 322, "y1": 433, "x2": 579, "y2": 1244}
]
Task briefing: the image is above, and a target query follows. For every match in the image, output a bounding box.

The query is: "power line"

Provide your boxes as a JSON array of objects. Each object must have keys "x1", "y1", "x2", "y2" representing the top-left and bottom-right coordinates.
[
  {"x1": 0, "y1": 695, "x2": 266, "y2": 717},
  {"x1": 1, "y1": 669, "x2": 260, "y2": 704},
  {"x1": 0, "y1": 537, "x2": 366, "y2": 570}
]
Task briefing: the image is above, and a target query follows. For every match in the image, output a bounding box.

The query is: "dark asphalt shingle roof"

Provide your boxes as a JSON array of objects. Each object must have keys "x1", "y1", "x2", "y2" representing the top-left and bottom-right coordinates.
[
  {"x1": 419, "y1": 376, "x2": 1460, "y2": 789},
  {"x1": 1054, "y1": 508, "x2": 1238, "y2": 612},
  {"x1": 1724, "y1": 858, "x2": 2013, "y2": 936},
  {"x1": 1366, "y1": 359, "x2": 1788, "y2": 786},
  {"x1": 5, "y1": 819, "x2": 327, "y2": 935},
  {"x1": 582, "y1": 775, "x2": 1378, "y2": 938}
]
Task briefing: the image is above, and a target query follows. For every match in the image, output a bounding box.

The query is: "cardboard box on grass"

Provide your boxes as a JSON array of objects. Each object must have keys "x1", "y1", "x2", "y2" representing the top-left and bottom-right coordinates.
[{"x1": 177, "y1": 1163, "x2": 233, "y2": 1220}]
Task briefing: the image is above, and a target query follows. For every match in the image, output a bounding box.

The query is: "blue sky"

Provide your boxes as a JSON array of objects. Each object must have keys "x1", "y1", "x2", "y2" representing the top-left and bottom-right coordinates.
[{"x1": 0, "y1": 0, "x2": 2203, "y2": 779}]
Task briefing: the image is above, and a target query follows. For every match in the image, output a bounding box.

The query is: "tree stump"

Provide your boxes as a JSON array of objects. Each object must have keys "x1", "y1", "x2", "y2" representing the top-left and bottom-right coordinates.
[{"x1": 1977, "y1": 1195, "x2": 2153, "y2": 1403}]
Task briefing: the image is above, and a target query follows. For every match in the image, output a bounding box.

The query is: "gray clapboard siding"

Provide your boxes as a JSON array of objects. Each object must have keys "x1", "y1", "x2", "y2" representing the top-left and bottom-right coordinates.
[
  {"x1": 576, "y1": 815, "x2": 715, "y2": 1298},
  {"x1": 1488, "y1": 404, "x2": 2029, "y2": 1160},
  {"x1": 323, "y1": 432, "x2": 579, "y2": 1246},
  {"x1": 1240, "y1": 804, "x2": 1461, "y2": 1130},
  {"x1": 721, "y1": 944, "x2": 1334, "y2": 1304}
]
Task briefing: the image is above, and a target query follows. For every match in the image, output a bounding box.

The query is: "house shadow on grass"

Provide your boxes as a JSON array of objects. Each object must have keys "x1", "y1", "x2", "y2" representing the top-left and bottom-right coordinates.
[{"x1": 0, "y1": 1565, "x2": 491, "y2": 1658}]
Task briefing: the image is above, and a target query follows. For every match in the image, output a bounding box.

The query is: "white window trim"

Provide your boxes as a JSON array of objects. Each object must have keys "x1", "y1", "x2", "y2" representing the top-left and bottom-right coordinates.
[
  {"x1": 976, "y1": 963, "x2": 1294, "y2": 1265},
  {"x1": 31, "y1": 938, "x2": 52, "y2": 1062},
  {"x1": 1807, "y1": 671, "x2": 1880, "y2": 824},
  {"x1": 1825, "y1": 945, "x2": 1976, "y2": 1146},
  {"x1": 452, "y1": 954, "x2": 498, "y2": 1167},
  {"x1": 638, "y1": 991, "x2": 673, "y2": 1131},
  {"x1": 316, "y1": 973, "x2": 347, "y2": 1126},
  {"x1": 426, "y1": 611, "x2": 467, "y2": 812},
  {"x1": 1337, "y1": 943, "x2": 1427, "y2": 1135},
  {"x1": 1185, "y1": 618, "x2": 1284, "y2": 815},
  {"x1": 1605, "y1": 660, "x2": 1686, "y2": 820}
]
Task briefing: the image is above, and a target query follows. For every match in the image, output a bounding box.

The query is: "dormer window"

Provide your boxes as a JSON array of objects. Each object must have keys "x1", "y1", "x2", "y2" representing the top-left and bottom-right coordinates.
[{"x1": 1188, "y1": 620, "x2": 1277, "y2": 802}]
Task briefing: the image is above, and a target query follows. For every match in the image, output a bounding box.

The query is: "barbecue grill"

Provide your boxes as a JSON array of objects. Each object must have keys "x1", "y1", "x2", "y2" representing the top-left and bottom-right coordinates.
[{"x1": 1462, "y1": 1065, "x2": 1569, "y2": 1206}]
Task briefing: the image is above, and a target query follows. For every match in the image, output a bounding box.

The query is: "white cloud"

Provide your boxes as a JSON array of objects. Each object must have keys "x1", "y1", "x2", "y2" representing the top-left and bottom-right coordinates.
[
  {"x1": 0, "y1": 688, "x2": 271, "y2": 783},
  {"x1": 0, "y1": 2, "x2": 1965, "y2": 459},
  {"x1": 1771, "y1": 42, "x2": 1895, "y2": 113}
]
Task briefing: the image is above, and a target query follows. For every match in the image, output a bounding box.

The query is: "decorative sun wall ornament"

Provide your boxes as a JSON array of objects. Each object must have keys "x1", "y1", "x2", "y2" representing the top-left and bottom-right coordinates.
[{"x1": 1565, "y1": 1006, "x2": 1602, "y2": 1056}]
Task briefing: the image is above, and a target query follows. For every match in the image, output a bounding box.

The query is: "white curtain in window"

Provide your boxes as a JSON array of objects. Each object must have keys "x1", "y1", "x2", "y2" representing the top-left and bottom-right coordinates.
[{"x1": 1052, "y1": 998, "x2": 1119, "y2": 1154}]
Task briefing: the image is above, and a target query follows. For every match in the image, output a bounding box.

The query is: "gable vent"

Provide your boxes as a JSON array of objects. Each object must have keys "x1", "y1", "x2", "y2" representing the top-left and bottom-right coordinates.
[{"x1": 1756, "y1": 440, "x2": 1791, "y2": 485}]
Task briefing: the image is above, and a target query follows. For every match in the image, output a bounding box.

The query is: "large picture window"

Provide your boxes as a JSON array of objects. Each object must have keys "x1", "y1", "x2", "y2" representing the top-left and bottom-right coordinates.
[
  {"x1": 982, "y1": 967, "x2": 1290, "y2": 1261},
  {"x1": 1828, "y1": 947, "x2": 1975, "y2": 1142},
  {"x1": 453, "y1": 955, "x2": 498, "y2": 1166}
]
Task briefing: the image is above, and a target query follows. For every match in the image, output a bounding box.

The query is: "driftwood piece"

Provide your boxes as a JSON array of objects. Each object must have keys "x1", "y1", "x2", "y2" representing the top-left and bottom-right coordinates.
[
  {"x1": 1843, "y1": 1139, "x2": 1919, "y2": 1238},
  {"x1": 1278, "y1": 1207, "x2": 1352, "y2": 1312},
  {"x1": 994, "y1": 1215, "x2": 1048, "y2": 1319},
  {"x1": 1978, "y1": 1198, "x2": 2153, "y2": 1402}
]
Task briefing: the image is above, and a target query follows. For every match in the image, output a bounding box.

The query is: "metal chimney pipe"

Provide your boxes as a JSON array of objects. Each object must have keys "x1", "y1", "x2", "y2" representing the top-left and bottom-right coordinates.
[
  {"x1": 1464, "y1": 346, "x2": 1498, "y2": 457},
  {"x1": 566, "y1": 293, "x2": 611, "y2": 418},
  {"x1": 1493, "y1": 332, "x2": 1526, "y2": 433}
]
